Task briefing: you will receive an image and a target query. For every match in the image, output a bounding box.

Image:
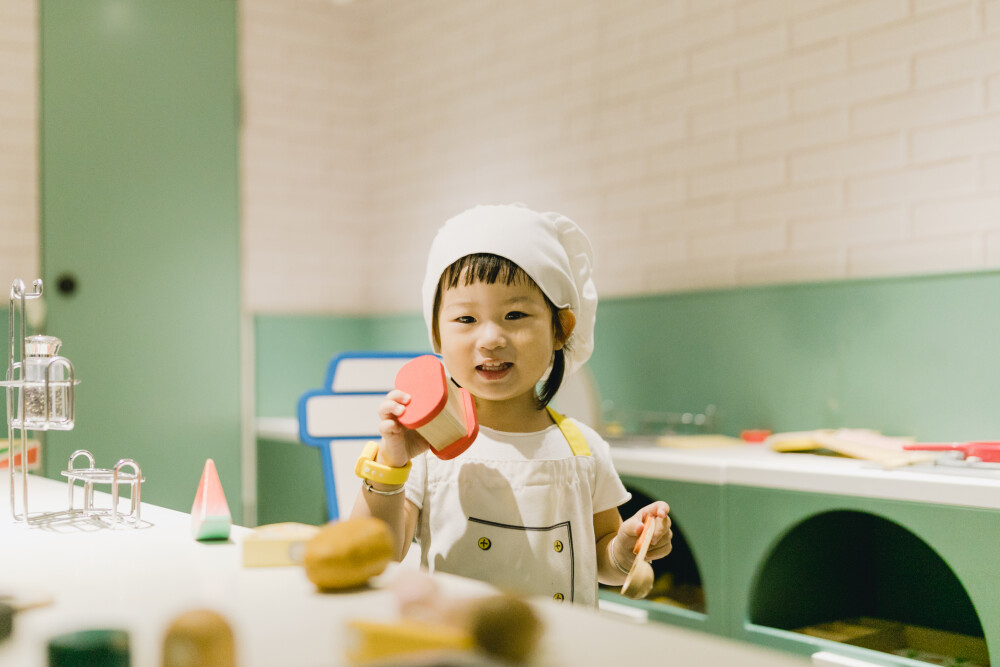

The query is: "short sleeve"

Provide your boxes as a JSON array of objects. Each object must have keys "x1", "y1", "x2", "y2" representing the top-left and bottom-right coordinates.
[{"x1": 573, "y1": 420, "x2": 631, "y2": 513}]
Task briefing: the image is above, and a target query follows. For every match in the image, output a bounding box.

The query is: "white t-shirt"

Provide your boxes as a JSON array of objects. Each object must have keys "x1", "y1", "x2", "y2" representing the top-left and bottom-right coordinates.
[{"x1": 405, "y1": 419, "x2": 630, "y2": 516}]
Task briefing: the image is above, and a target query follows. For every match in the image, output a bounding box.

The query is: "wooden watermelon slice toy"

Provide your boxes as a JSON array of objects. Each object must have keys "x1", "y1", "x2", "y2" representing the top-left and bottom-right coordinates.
[
  {"x1": 394, "y1": 355, "x2": 478, "y2": 460},
  {"x1": 190, "y1": 458, "x2": 232, "y2": 541}
]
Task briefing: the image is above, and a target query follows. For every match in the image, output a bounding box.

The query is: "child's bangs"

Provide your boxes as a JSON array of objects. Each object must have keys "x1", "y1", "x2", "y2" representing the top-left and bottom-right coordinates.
[{"x1": 441, "y1": 253, "x2": 534, "y2": 290}]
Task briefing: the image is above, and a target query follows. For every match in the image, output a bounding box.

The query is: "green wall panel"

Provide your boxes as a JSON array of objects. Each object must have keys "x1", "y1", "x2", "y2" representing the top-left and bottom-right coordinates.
[
  {"x1": 254, "y1": 315, "x2": 372, "y2": 418},
  {"x1": 40, "y1": 0, "x2": 242, "y2": 521},
  {"x1": 369, "y1": 313, "x2": 433, "y2": 353},
  {"x1": 253, "y1": 313, "x2": 430, "y2": 418},
  {"x1": 587, "y1": 271, "x2": 1000, "y2": 441},
  {"x1": 255, "y1": 437, "x2": 326, "y2": 527}
]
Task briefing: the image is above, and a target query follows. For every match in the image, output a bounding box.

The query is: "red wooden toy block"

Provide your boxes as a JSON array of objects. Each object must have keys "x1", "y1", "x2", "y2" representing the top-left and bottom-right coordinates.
[{"x1": 394, "y1": 355, "x2": 478, "y2": 460}]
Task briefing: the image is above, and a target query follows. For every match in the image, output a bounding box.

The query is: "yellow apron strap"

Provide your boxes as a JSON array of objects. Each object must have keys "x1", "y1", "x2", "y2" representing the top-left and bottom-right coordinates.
[{"x1": 546, "y1": 406, "x2": 591, "y2": 457}]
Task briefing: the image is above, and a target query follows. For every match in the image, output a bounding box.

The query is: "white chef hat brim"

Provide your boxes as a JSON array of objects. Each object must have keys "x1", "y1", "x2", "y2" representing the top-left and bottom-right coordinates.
[{"x1": 421, "y1": 204, "x2": 597, "y2": 376}]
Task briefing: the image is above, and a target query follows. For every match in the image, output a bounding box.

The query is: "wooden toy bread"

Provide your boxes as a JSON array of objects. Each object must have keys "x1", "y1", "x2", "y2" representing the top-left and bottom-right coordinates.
[
  {"x1": 303, "y1": 517, "x2": 394, "y2": 591},
  {"x1": 466, "y1": 594, "x2": 542, "y2": 664},
  {"x1": 394, "y1": 355, "x2": 478, "y2": 460},
  {"x1": 162, "y1": 609, "x2": 235, "y2": 667}
]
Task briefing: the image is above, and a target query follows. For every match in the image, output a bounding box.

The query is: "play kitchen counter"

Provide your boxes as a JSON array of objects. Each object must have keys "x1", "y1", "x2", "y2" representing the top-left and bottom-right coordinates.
[
  {"x1": 0, "y1": 473, "x2": 809, "y2": 666},
  {"x1": 606, "y1": 439, "x2": 1000, "y2": 667}
]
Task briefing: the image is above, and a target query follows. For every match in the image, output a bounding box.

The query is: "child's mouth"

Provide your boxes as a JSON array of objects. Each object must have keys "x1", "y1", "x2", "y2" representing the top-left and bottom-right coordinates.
[{"x1": 476, "y1": 361, "x2": 512, "y2": 380}]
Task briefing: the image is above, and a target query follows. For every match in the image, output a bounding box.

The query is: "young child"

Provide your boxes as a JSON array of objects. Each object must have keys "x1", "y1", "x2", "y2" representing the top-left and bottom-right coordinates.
[{"x1": 351, "y1": 204, "x2": 671, "y2": 605}]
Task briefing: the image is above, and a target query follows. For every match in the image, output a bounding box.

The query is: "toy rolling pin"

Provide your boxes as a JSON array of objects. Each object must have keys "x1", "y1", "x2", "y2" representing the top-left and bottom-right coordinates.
[{"x1": 394, "y1": 355, "x2": 478, "y2": 460}]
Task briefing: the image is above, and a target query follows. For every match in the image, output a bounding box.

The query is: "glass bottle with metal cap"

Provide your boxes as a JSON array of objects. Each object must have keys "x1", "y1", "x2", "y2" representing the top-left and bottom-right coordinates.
[{"x1": 18, "y1": 334, "x2": 75, "y2": 430}]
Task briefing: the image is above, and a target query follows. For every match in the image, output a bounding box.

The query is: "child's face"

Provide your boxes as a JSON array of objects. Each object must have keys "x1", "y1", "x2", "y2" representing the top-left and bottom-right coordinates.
[{"x1": 437, "y1": 273, "x2": 562, "y2": 411}]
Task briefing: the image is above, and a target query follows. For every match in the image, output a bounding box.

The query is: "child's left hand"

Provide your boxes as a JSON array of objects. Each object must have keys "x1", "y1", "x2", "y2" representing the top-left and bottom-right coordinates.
[{"x1": 618, "y1": 501, "x2": 672, "y2": 561}]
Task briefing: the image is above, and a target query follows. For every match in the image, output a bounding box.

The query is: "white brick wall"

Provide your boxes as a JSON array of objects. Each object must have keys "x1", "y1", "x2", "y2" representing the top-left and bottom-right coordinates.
[
  {"x1": 0, "y1": 0, "x2": 39, "y2": 286},
  {"x1": 362, "y1": 0, "x2": 1000, "y2": 308},
  {"x1": 6, "y1": 1, "x2": 1000, "y2": 312},
  {"x1": 240, "y1": 0, "x2": 370, "y2": 313}
]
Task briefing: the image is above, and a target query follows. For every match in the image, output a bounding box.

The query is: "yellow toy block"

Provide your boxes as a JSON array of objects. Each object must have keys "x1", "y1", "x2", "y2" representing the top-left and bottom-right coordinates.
[
  {"x1": 242, "y1": 522, "x2": 320, "y2": 567},
  {"x1": 346, "y1": 619, "x2": 473, "y2": 664}
]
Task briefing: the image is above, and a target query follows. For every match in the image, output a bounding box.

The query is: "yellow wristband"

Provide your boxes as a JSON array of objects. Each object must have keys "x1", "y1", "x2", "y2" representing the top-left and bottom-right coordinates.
[{"x1": 355, "y1": 441, "x2": 411, "y2": 486}]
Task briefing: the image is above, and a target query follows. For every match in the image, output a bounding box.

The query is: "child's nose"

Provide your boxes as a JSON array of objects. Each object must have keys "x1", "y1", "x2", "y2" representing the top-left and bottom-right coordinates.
[{"x1": 477, "y1": 320, "x2": 507, "y2": 349}]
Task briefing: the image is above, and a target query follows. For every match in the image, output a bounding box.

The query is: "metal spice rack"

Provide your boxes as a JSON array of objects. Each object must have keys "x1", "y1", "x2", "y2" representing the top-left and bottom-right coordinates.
[{"x1": 2, "y1": 278, "x2": 144, "y2": 527}]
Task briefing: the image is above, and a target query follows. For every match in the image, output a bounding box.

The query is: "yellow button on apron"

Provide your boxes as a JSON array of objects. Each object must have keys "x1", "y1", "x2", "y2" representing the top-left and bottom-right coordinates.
[
  {"x1": 477, "y1": 537, "x2": 491, "y2": 551},
  {"x1": 553, "y1": 593, "x2": 564, "y2": 601},
  {"x1": 553, "y1": 540, "x2": 563, "y2": 553}
]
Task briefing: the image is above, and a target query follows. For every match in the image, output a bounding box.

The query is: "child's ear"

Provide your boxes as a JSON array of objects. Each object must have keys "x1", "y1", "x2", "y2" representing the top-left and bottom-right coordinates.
[{"x1": 554, "y1": 309, "x2": 576, "y2": 349}]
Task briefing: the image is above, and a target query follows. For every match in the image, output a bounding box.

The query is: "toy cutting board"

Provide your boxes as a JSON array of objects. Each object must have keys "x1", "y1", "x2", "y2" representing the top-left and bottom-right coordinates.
[{"x1": 768, "y1": 429, "x2": 937, "y2": 468}]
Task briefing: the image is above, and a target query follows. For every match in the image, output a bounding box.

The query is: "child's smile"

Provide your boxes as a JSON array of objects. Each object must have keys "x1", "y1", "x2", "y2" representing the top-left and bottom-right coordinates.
[
  {"x1": 476, "y1": 360, "x2": 513, "y2": 380},
  {"x1": 437, "y1": 274, "x2": 563, "y2": 430}
]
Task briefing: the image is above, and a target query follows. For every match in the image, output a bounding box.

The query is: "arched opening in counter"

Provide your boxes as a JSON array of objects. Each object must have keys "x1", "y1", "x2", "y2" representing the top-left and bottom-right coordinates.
[
  {"x1": 748, "y1": 509, "x2": 988, "y2": 666},
  {"x1": 602, "y1": 487, "x2": 706, "y2": 614}
]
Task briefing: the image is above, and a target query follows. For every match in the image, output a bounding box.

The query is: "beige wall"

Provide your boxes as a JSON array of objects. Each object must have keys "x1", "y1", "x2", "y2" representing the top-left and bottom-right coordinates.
[
  {"x1": 240, "y1": 0, "x2": 371, "y2": 313},
  {"x1": 363, "y1": 0, "x2": 1000, "y2": 311},
  {"x1": 4, "y1": 1, "x2": 1000, "y2": 313},
  {"x1": 246, "y1": 0, "x2": 1000, "y2": 313},
  {"x1": 0, "y1": 0, "x2": 39, "y2": 284}
]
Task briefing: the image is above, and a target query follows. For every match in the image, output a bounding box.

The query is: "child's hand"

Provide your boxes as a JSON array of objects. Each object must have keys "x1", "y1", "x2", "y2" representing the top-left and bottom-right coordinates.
[
  {"x1": 377, "y1": 389, "x2": 431, "y2": 468},
  {"x1": 619, "y1": 501, "x2": 672, "y2": 562}
]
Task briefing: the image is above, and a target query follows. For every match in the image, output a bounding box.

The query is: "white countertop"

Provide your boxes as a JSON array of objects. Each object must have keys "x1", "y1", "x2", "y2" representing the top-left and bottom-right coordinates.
[
  {"x1": 610, "y1": 439, "x2": 1000, "y2": 510},
  {"x1": 0, "y1": 471, "x2": 808, "y2": 667},
  {"x1": 259, "y1": 416, "x2": 1000, "y2": 510}
]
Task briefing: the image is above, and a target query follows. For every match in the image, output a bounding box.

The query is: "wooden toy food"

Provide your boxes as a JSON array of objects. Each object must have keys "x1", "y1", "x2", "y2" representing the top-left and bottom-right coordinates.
[
  {"x1": 190, "y1": 458, "x2": 232, "y2": 541},
  {"x1": 346, "y1": 619, "x2": 473, "y2": 664},
  {"x1": 350, "y1": 585, "x2": 543, "y2": 665},
  {"x1": 466, "y1": 594, "x2": 542, "y2": 664},
  {"x1": 162, "y1": 608, "x2": 236, "y2": 667},
  {"x1": 303, "y1": 517, "x2": 394, "y2": 591},
  {"x1": 242, "y1": 522, "x2": 320, "y2": 567},
  {"x1": 394, "y1": 355, "x2": 478, "y2": 460}
]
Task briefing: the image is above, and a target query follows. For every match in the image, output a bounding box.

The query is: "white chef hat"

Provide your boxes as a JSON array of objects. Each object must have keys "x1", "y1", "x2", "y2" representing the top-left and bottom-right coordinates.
[{"x1": 421, "y1": 203, "x2": 598, "y2": 376}]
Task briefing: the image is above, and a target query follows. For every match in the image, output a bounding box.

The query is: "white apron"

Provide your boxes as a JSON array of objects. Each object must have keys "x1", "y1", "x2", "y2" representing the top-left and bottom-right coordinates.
[{"x1": 416, "y1": 409, "x2": 599, "y2": 605}]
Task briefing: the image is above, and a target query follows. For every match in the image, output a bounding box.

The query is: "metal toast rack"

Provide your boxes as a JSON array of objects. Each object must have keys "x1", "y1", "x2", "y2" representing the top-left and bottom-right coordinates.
[{"x1": 3, "y1": 279, "x2": 144, "y2": 527}]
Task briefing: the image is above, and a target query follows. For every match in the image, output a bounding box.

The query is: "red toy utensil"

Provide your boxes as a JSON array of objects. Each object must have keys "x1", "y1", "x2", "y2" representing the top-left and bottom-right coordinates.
[
  {"x1": 394, "y1": 355, "x2": 478, "y2": 460},
  {"x1": 902, "y1": 442, "x2": 1000, "y2": 463}
]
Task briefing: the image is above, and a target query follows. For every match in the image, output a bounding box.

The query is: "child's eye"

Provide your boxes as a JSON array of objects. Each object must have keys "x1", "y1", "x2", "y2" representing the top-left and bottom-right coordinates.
[
  {"x1": 505, "y1": 311, "x2": 528, "y2": 320},
  {"x1": 455, "y1": 315, "x2": 476, "y2": 324}
]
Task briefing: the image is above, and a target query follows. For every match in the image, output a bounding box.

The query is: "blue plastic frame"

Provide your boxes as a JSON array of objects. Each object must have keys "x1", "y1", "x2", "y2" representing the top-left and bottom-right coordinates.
[{"x1": 297, "y1": 351, "x2": 428, "y2": 520}]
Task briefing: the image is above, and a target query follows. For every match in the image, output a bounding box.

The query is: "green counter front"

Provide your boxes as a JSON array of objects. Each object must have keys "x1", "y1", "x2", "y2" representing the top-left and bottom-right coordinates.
[{"x1": 606, "y1": 444, "x2": 999, "y2": 667}]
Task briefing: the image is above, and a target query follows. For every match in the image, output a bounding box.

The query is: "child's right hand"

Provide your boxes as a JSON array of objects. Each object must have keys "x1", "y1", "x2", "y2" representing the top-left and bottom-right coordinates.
[{"x1": 377, "y1": 389, "x2": 431, "y2": 468}]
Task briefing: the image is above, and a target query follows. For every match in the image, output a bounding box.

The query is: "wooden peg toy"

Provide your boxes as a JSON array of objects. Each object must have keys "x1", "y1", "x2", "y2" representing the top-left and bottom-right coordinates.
[
  {"x1": 394, "y1": 355, "x2": 478, "y2": 460},
  {"x1": 190, "y1": 459, "x2": 232, "y2": 541}
]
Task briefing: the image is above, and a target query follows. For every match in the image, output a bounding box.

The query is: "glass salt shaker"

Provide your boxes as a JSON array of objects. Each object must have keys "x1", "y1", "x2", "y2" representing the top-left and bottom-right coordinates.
[{"x1": 20, "y1": 334, "x2": 74, "y2": 430}]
